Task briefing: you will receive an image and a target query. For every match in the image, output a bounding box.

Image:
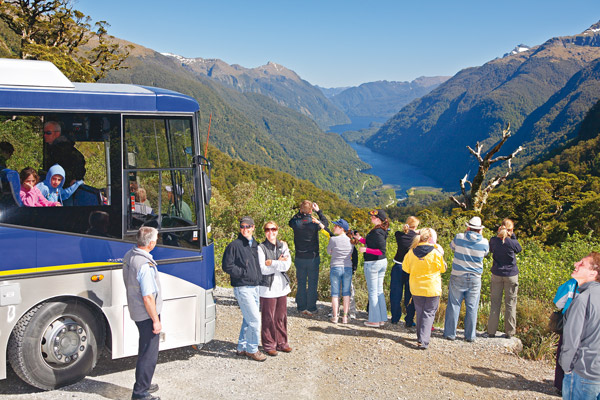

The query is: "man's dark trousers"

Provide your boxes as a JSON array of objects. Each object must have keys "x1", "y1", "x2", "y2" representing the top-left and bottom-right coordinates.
[{"x1": 133, "y1": 317, "x2": 160, "y2": 398}]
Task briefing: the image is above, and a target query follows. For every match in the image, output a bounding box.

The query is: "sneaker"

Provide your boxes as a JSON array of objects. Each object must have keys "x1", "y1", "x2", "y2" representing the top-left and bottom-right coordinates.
[
  {"x1": 349, "y1": 314, "x2": 356, "y2": 320},
  {"x1": 148, "y1": 384, "x2": 159, "y2": 394},
  {"x1": 482, "y1": 332, "x2": 496, "y2": 338},
  {"x1": 444, "y1": 336, "x2": 456, "y2": 341},
  {"x1": 501, "y1": 333, "x2": 513, "y2": 339},
  {"x1": 301, "y1": 310, "x2": 314, "y2": 316},
  {"x1": 364, "y1": 321, "x2": 380, "y2": 328},
  {"x1": 405, "y1": 322, "x2": 416, "y2": 328},
  {"x1": 465, "y1": 338, "x2": 475, "y2": 343}
]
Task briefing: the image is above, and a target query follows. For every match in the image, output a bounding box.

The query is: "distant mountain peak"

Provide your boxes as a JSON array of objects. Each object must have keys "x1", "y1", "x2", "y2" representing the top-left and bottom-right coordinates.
[
  {"x1": 160, "y1": 52, "x2": 348, "y2": 129},
  {"x1": 504, "y1": 44, "x2": 531, "y2": 57},
  {"x1": 583, "y1": 21, "x2": 600, "y2": 34}
]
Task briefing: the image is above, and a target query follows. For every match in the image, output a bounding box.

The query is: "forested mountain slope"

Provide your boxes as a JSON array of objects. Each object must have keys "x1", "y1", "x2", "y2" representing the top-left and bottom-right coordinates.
[
  {"x1": 163, "y1": 54, "x2": 350, "y2": 130},
  {"x1": 367, "y1": 22, "x2": 600, "y2": 190},
  {"x1": 330, "y1": 77, "x2": 449, "y2": 119},
  {"x1": 99, "y1": 41, "x2": 381, "y2": 206}
]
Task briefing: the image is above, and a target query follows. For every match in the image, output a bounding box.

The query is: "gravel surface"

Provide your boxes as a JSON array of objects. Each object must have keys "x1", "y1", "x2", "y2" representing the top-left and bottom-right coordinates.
[{"x1": 0, "y1": 287, "x2": 559, "y2": 399}]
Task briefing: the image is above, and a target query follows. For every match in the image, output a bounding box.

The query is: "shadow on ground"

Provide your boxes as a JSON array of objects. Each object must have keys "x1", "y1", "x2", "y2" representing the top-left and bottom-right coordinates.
[{"x1": 439, "y1": 366, "x2": 556, "y2": 396}]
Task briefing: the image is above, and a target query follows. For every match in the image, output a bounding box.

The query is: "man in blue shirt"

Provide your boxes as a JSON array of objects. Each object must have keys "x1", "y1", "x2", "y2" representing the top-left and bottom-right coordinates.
[
  {"x1": 123, "y1": 226, "x2": 162, "y2": 400},
  {"x1": 443, "y1": 216, "x2": 489, "y2": 342}
]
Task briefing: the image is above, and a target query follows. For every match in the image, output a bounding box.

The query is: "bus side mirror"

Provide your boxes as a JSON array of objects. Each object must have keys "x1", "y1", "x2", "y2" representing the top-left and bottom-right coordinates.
[{"x1": 202, "y1": 171, "x2": 211, "y2": 205}]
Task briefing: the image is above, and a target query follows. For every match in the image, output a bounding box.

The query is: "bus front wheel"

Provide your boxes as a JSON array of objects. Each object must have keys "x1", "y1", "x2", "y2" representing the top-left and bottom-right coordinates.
[{"x1": 8, "y1": 301, "x2": 105, "y2": 390}]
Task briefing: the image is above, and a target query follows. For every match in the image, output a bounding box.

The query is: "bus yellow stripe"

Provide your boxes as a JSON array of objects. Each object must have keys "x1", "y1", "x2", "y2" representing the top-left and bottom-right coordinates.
[{"x1": 0, "y1": 262, "x2": 122, "y2": 277}]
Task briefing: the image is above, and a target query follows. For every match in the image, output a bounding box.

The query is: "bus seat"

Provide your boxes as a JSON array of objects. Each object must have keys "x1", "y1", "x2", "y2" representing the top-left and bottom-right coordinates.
[
  {"x1": 0, "y1": 168, "x2": 23, "y2": 207},
  {"x1": 62, "y1": 184, "x2": 102, "y2": 206}
]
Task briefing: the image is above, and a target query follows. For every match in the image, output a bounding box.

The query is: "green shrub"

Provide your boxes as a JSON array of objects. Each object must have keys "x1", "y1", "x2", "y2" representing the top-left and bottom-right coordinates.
[{"x1": 212, "y1": 188, "x2": 597, "y2": 361}]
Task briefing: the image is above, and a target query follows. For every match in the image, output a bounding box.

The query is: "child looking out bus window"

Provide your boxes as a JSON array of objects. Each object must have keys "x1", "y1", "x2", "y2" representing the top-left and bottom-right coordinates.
[
  {"x1": 36, "y1": 164, "x2": 83, "y2": 205},
  {"x1": 19, "y1": 167, "x2": 61, "y2": 207}
]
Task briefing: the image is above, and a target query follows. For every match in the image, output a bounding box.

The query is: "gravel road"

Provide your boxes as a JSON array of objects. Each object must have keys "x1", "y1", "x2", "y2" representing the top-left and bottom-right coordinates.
[{"x1": 0, "y1": 287, "x2": 559, "y2": 399}]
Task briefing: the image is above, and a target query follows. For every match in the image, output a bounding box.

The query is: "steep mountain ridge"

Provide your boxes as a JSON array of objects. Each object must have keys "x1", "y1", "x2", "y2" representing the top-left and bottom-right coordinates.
[
  {"x1": 99, "y1": 43, "x2": 380, "y2": 205},
  {"x1": 163, "y1": 53, "x2": 349, "y2": 130},
  {"x1": 367, "y1": 22, "x2": 600, "y2": 189},
  {"x1": 329, "y1": 77, "x2": 450, "y2": 119}
]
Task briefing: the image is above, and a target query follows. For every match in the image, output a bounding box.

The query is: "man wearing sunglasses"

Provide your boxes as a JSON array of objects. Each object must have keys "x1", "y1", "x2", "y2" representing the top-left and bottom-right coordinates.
[
  {"x1": 222, "y1": 216, "x2": 266, "y2": 361},
  {"x1": 43, "y1": 120, "x2": 86, "y2": 186}
]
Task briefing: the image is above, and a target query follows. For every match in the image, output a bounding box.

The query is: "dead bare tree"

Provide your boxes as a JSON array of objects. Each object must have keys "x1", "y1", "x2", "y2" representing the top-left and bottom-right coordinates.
[{"x1": 450, "y1": 123, "x2": 523, "y2": 213}]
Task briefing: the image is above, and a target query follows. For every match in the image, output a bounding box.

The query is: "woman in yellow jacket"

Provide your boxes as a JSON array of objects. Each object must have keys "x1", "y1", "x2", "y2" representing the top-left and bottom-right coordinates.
[{"x1": 402, "y1": 228, "x2": 446, "y2": 350}]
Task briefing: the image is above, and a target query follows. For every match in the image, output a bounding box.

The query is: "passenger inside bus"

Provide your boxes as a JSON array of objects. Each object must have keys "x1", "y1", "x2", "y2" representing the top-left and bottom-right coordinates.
[
  {"x1": 43, "y1": 121, "x2": 86, "y2": 185},
  {"x1": 36, "y1": 164, "x2": 84, "y2": 205},
  {"x1": 0, "y1": 141, "x2": 14, "y2": 169},
  {"x1": 86, "y1": 210, "x2": 111, "y2": 237},
  {"x1": 166, "y1": 184, "x2": 192, "y2": 221},
  {"x1": 134, "y1": 187, "x2": 153, "y2": 215},
  {"x1": 19, "y1": 167, "x2": 61, "y2": 207}
]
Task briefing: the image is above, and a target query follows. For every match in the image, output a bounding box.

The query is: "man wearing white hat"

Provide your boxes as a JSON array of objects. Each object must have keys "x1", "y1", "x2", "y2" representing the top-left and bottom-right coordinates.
[
  {"x1": 443, "y1": 216, "x2": 489, "y2": 342},
  {"x1": 166, "y1": 184, "x2": 192, "y2": 222}
]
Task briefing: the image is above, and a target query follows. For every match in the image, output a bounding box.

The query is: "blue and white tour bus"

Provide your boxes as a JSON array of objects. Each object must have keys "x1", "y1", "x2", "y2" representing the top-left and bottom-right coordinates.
[{"x1": 0, "y1": 58, "x2": 215, "y2": 389}]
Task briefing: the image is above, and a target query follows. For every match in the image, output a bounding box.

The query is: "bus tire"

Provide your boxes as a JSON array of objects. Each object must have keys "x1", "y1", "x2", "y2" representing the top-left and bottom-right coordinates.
[{"x1": 7, "y1": 301, "x2": 105, "y2": 390}]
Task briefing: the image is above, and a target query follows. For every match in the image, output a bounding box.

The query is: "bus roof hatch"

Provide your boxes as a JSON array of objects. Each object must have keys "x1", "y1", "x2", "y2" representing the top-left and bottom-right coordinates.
[{"x1": 0, "y1": 59, "x2": 74, "y2": 89}]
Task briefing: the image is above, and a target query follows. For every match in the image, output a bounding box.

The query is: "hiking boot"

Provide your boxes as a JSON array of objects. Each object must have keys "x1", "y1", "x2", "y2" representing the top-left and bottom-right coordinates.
[{"x1": 246, "y1": 351, "x2": 267, "y2": 362}]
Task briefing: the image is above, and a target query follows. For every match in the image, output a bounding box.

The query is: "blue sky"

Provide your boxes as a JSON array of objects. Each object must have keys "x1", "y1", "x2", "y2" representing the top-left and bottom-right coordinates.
[{"x1": 76, "y1": 0, "x2": 600, "y2": 87}]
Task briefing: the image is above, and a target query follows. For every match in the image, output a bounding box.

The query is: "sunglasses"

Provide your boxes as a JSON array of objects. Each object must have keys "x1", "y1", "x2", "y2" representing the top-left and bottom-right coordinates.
[
  {"x1": 43, "y1": 130, "x2": 58, "y2": 135},
  {"x1": 240, "y1": 224, "x2": 253, "y2": 229},
  {"x1": 264, "y1": 227, "x2": 278, "y2": 232}
]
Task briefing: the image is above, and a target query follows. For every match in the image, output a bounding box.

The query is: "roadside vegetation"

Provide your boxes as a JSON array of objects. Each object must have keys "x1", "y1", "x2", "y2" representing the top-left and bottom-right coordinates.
[{"x1": 211, "y1": 174, "x2": 599, "y2": 362}]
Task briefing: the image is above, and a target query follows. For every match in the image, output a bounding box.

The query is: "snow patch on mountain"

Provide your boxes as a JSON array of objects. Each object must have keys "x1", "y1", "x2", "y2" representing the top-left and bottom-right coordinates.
[{"x1": 503, "y1": 44, "x2": 531, "y2": 57}]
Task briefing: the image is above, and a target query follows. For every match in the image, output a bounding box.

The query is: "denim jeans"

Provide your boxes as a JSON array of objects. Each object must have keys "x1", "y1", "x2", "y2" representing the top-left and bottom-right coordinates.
[
  {"x1": 443, "y1": 273, "x2": 481, "y2": 341},
  {"x1": 364, "y1": 259, "x2": 388, "y2": 323},
  {"x1": 562, "y1": 371, "x2": 600, "y2": 400},
  {"x1": 390, "y1": 263, "x2": 415, "y2": 324},
  {"x1": 233, "y1": 286, "x2": 261, "y2": 353},
  {"x1": 330, "y1": 266, "x2": 352, "y2": 297},
  {"x1": 295, "y1": 257, "x2": 320, "y2": 312}
]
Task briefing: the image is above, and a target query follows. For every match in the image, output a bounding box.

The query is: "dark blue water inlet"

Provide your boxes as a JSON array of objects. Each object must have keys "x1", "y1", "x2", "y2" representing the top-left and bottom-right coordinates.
[{"x1": 349, "y1": 142, "x2": 440, "y2": 199}]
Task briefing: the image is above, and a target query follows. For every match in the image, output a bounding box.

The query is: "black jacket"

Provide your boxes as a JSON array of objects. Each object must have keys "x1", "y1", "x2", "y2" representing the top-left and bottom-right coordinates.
[
  {"x1": 364, "y1": 227, "x2": 388, "y2": 262},
  {"x1": 289, "y1": 210, "x2": 328, "y2": 259},
  {"x1": 394, "y1": 230, "x2": 417, "y2": 263},
  {"x1": 222, "y1": 233, "x2": 262, "y2": 287},
  {"x1": 489, "y1": 234, "x2": 522, "y2": 277}
]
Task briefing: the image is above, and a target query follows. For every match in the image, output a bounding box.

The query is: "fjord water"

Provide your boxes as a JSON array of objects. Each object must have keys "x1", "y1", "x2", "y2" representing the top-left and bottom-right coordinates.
[{"x1": 349, "y1": 142, "x2": 440, "y2": 198}]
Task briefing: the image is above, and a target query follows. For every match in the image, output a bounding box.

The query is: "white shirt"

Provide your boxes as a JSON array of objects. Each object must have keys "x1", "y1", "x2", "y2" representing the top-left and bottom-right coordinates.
[{"x1": 258, "y1": 241, "x2": 291, "y2": 298}]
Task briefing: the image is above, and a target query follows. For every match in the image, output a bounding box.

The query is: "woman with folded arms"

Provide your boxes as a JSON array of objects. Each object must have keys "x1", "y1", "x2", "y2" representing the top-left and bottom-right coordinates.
[{"x1": 258, "y1": 221, "x2": 293, "y2": 356}]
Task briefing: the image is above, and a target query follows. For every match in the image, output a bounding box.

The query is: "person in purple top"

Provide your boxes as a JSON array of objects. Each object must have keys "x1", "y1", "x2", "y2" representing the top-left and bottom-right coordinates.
[{"x1": 484, "y1": 218, "x2": 522, "y2": 339}]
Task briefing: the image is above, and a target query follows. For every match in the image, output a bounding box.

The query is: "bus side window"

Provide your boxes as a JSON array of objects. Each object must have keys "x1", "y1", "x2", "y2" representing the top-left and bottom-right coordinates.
[{"x1": 0, "y1": 113, "x2": 123, "y2": 237}]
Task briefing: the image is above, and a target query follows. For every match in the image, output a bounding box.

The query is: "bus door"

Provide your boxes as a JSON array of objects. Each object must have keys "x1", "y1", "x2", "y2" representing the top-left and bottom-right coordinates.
[{"x1": 123, "y1": 116, "x2": 202, "y2": 248}]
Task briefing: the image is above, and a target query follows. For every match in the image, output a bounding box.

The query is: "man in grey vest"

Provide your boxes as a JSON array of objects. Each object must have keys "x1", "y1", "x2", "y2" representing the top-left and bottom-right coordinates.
[{"x1": 123, "y1": 226, "x2": 162, "y2": 400}]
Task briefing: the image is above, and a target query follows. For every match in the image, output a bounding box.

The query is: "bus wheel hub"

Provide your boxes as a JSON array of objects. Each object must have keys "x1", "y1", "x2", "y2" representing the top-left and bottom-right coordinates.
[{"x1": 42, "y1": 318, "x2": 87, "y2": 365}]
